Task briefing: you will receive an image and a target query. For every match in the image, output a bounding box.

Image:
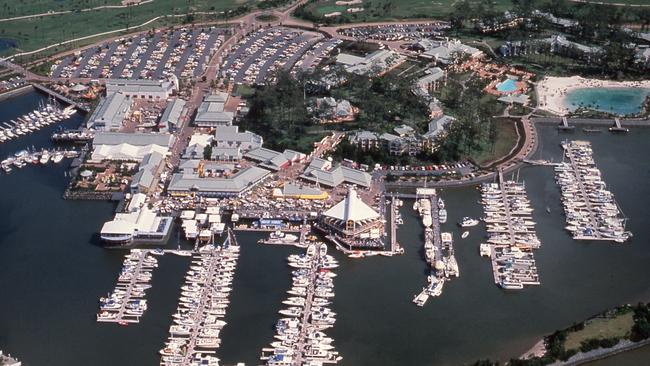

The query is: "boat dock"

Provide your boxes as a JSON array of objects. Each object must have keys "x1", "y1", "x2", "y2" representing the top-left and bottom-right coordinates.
[
  {"x1": 479, "y1": 171, "x2": 541, "y2": 290},
  {"x1": 158, "y1": 230, "x2": 240, "y2": 366},
  {"x1": 558, "y1": 116, "x2": 576, "y2": 131},
  {"x1": 31, "y1": 83, "x2": 89, "y2": 113},
  {"x1": 261, "y1": 243, "x2": 341, "y2": 365},
  {"x1": 258, "y1": 225, "x2": 312, "y2": 248},
  {"x1": 389, "y1": 196, "x2": 402, "y2": 254},
  {"x1": 97, "y1": 249, "x2": 158, "y2": 324},
  {"x1": 555, "y1": 140, "x2": 630, "y2": 243},
  {"x1": 51, "y1": 129, "x2": 94, "y2": 143}
]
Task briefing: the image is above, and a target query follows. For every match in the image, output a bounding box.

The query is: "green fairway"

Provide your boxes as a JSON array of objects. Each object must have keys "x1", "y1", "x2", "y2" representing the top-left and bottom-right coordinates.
[
  {"x1": 0, "y1": 0, "x2": 253, "y2": 56},
  {"x1": 301, "y1": 0, "x2": 514, "y2": 22}
]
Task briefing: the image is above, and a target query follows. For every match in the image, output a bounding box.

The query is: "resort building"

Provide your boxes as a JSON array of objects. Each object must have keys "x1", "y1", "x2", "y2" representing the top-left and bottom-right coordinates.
[
  {"x1": 539, "y1": 35, "x2": 602, "y2": 59},
  {"x1": 414, "y1": 67, "x2": 446, "y2": 97},
  {"x1": 312, "y1": 97, "x2": 357, "y2": 123},
  {"x1": 336, "y1": 49, "x2": 403, "y2": 75},
  {"x1": 167, "y1": 166, "x2": 270, "y2": 197},
  {"x1": 349, "y1": 131, "x2": 381, "y2": 151},
  {"x1": 423, "y1": 115, "x2": 455, "y2": 151},
  {"x1": 194, "y1": 93, "x2": 234, "y2": 127},
  {"x1": 301, "y1": 158, "x2": 372, "y2": 188},
  {"x1": 317, "y1": 187, "x2": 384, "y2": 249},
  {"x1": 419, "y1": 39, "x2": 483, "y2": 64},
  {"x1": 100, "y1": 205, "x2": 173, "y2": 246},
  {"x1": 105, "y1": 78, "x2": 177, "y2": 99},
  {"x1": 90, "y1": 132, "x2": 174, "y2": 162}
]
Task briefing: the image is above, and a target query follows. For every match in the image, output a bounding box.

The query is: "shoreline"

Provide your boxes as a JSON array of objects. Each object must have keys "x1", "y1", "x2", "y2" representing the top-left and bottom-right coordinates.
[{"x1": 536, "y1": 76, "x2": 650, "y2": 116}]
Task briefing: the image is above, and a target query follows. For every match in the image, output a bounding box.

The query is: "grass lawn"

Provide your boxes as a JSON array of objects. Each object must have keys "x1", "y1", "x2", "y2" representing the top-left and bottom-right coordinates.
[
  {"x1": 0, "y1": 0, "x2": 253, "y2": 55},
  {"x1": 472, "y1": 118, "x2": 518, "y2": 166},
  {"x1": 564, "y1": 312, "x2": 634, "y2": 351},
  {"x1": 302, "y1": 0, "x2": 513, "y2": 22}
]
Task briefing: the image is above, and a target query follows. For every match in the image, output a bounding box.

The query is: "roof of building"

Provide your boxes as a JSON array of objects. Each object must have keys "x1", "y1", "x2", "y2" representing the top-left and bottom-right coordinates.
[
  {"x1": 195, "y1": 93, "x2": 233, "y2": 125},
  {"x1": 214, "y1": 125, "x2": 263, "y2": 147},
  {"x1": 350, "y1": 130, "x2": 379, "y2": 143},
  {"x1": 160, "y1": 98, "x2": 186, "y2": 126},
  {"x1": 379, "y1": 133, "x2": 401, "y2": 142},
  {"x1": 106, "y1": 78, "x2": 175, "y2": 95},
  {"x1": 88, "y1": 92, "x2": 132, "y2": 130},
  {"x1": 301, "y1": 161, "x2": 372, "y2": 188},
  {"x1": 425, "y1": 115, "x2": 455, "y2": 139},
  {"x1": 421, "y1": 40, "x2": 482, "y2": 63},
  {"x1": 322, "y1": 188, "x2": 379, "y2": 222},
  {"x1": 394, "y1": 124, "x2": 415, "y2": 136},
  {"x1": 100, "y1": 206, "x2": 159, "y2": 235},
  {"x1": 244, "y1": 147, "x2": 291, "y2": 171},
  {"x1": 168, "y1": 166, "x2": 270, "y2": 194},
  {"x1": 336, "y1": 50, "x2": 400, "y2": 74},
  {"x1": 93, "y1": 132, "x2": 174, "y2": 147}
]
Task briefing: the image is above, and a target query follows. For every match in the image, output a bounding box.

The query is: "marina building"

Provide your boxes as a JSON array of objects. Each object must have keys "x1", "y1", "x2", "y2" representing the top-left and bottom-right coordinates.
[
  {"x1": 244, "y1": 147, "x2": 305, "y2": 171},
  {"x1": 214, "y1": 125, "x2": 263, "y2": 151},
  {"x1": 318, "y1": 187, "x2": 383, "y2": 248},
  {"x1": 194, "y1": 93, "x2": 234, "y2": 127},
  {"x1": 159, "y1": 98, "x2": 186, "y2": 132},
  {"x1": 167, "y1": 166, "x2": 270, "y2": 197},
  {"x1": 90, "y1": 132, "x2": 174, "y2": 162},
  {"x1": 86, "y1": 92, "x2": 132, "y2": 131},
  {"x1": 130, "y1": 151, "x2": 165, "y2": 194},
  {"x1": 100, "y1": 205, "x2": 173, "y2": 246},
  {"x1": 301, "y1": 158, "x2": 372, "y2": 188},
  {"x1": 105, "y1": 78, "x2": 177, "y2": 99},
  {"x1": 272, "y1": 182, "x2": 329, "y2": 200}
]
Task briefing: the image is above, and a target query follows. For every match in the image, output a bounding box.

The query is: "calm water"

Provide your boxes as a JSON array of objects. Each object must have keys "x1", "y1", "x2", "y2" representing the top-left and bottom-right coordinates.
[
  {"x1": 564, "y1": 87, "x2": 650, "y2": 116},
  {"x1": 497, "y1": 78, "x2": 517, "y2": 93},
  {"x1": 1, "y1": 91, "x2": 650, "y2": 365}
]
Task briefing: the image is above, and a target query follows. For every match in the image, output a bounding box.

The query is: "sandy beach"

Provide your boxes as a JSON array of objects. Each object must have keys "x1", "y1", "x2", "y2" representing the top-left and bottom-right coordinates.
[{"x1": 536, "y1": 76, "x2": 650, "y2": 116}]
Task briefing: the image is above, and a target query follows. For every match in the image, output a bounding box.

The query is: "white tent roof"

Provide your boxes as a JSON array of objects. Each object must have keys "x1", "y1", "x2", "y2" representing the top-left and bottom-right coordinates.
[{"x1": 322, "y1": 188, "x2": 379, "y2": 222}]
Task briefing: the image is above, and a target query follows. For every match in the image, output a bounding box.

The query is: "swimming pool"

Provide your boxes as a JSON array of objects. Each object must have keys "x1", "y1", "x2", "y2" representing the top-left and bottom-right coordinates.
[{"x1": 496, "y1": 78, "x2": 518, "y2": 93}]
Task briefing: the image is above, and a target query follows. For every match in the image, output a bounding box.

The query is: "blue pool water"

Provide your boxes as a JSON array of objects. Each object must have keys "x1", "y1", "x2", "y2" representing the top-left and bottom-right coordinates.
[
  {"x1": 564, "y1": 87, "x2": 650, "y2": 116},
  {"x1": 496, "y1": 78, "x2": 517, "y2": 93}
]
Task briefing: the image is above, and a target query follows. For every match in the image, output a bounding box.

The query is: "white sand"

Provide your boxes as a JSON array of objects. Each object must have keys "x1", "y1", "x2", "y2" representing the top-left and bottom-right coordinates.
[{"x1": 536, "y1": 76, "x2": 650, "y2": 116}]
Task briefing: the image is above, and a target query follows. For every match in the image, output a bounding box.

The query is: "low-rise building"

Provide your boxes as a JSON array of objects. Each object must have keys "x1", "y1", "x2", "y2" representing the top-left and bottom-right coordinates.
[
  {"x1": 130, "y1": 151, "x2": 165, "y2": 193},
  {"x1": 317, "y1": 187, "x2": 384, "y2": 249},
  {"x1": 419, "y1": 39, "x2": 483, "y2": 64},
  {"x1": 213, "y1": 125, "x2": 263, "y2": 151},
  {"x1": 301, "y1": 158, "x2": 372, "y2": 188},
  {"x1": 91, "y1": 132, "x2": 174, "y2": 162},
  {"x1": 349, "y1": 130, "x2": 380, "y2": 151},
  {"x1": 194, "y1": 92, "x2": 234, "y2": 127},
  {"x1": 86, "y1": 92, "x2": 132, "y2": 131},
  {"x1": 336, "y1": 49, "x2": 403, "y2": 75},
  {"x1": 244, "y1": 147, "x2": 305, "y2": 171},
  {"x1": 159, "y1": 98, "x2": 186, "y2": 132},
  {"x1": 167, "y1": 166, "x2": 270, "y2": 197},
  {"x1": 105, "y1": 78, "x2": 177, "y2": 99},
  {"x1": 100, "y1": 205, "x2": 173, "y2": 246}
]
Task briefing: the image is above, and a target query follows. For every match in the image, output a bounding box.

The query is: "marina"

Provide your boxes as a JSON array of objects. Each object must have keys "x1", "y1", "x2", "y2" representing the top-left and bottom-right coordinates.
[
  {"x1": 479, "y1": 171, "x2": 541, "y2": 290},
  {"x1": 412, "y1": 188, "x2": 458, "y2": 306},
  {"x1": 158, "y1": 230, "x2": 240, "y2": 366},
  {"x1": 97, "y1": 249, "x2": 158, "y2": 324},
  {"x1": 555, "y1": 140, "x2": 631, "y2": 243},
  {"x1": 0, "y1": 100, "x2": 76, "y2": 144},
  {"x1": 261, "y1": 242, "x2": 341, "y2": 366},
  {"x1": 1, "y1": 147, "x2": 79, "y2": 173}
]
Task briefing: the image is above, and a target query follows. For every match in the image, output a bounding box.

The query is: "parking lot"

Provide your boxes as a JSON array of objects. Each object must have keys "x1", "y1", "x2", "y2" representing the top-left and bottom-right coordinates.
[
  {"x1": 336, "y1": 22, "x2": 450, "y2": 41},
  {"x1": 294, "y1": 38, "x2": 342, "y2": 73},
  {"x1": 51, "y1": 27, "x2": 229, "y2": 80},
  {"x1": 221, "y1": 27, "x2": 324, "y2": 85}
]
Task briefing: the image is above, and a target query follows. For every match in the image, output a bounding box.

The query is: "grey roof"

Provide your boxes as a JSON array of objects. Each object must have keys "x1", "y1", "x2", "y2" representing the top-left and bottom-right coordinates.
[
  {"x1": 283, "y1": 183, "x2": 324, "y2": 196},
  {"x1": 308, "y1": 157, "x2": 331, "y2": 170},
  {"x1": 87, "y1": 92, "x2": 132, "y2": 130},
  {"x1": 131, "y1": 151, "x2": 164, "y2": 190},
  {"x1": 301, "y1": 165, "x2": 371, "y2": 188},
  {"x1": 106, "y1": 78, "x2": 175, "y2": 95},
  {"x1": 379, "y1": 133, "x2": 401, "y2": 142},
  {"x1": 244, "y1": 147, "x2": 290, "y2": 170},
  {"x1": 168, "y1": 166, "x2": 270, "y2": 195},
  {"x1": 421, "y1": 40, "x2": 482, "y2": 63},
  {"x1": 214, "y1": 125, "x2": 263, "y2": 148},
  {"x1": 160, "y1": 98, "x2": 186, "y2": 127},
  {"x1": 541, "y1": 34, "x2": 601, "y2": 54},
  {"x1": 195, "y1": 93, "x2": 233, "y2": 125},
  {"x1": 425, "y1": 115, "x2": 455, "y2": 139},
  {"x1": 394, "y1": 124, "x2": 415, "y2": 136},
  {"x1": 93, "y1": 132, "x2": 174, "y2": 147},
  {"x1": 336, "y1": 50, "x2": 399, "y2": 75},
  {"x1": 212, "y1": 147, "x2": 242, "y2": 160},
  {"x1": 349, "y1": 131, "x2": 379, "y2": 143}
]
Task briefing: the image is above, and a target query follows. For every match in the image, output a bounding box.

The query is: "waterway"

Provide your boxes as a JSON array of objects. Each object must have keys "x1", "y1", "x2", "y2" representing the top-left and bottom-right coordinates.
[
  {"x1": 564, "y1": 87, "x2": 650, "y2": 116},
  {"x1": 1, "y1": 90, "x2": 649, "y2": 365}
]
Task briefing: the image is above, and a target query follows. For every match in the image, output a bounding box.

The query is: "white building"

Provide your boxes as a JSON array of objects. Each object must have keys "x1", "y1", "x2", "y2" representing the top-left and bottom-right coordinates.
[
  {"x1": 100, "y1": 205, "x2": 172, "y2": 246},
  {"x1": 90, "y1": 132, "x2": 174, "y2": 162},
  {"x1": 105, "y1": 78, "x2": 177, "y2": 99}
]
